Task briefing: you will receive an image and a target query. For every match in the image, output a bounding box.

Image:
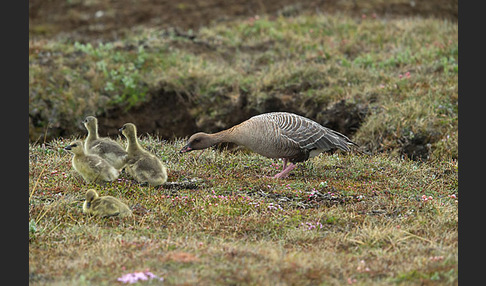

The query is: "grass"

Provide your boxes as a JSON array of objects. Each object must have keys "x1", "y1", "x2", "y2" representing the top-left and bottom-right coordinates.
[
  {"x1": 29, "y1": 136, "x2": 458, "y2": 285},
  {"x1": 29, "y1": 6, "x2": 458, "y2": 285},
  {"x1": 29, "y1": 12, "x2": 458, "y2": 162}
]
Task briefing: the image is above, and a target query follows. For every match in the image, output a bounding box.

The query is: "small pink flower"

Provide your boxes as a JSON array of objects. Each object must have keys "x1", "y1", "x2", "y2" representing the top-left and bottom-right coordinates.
[
  {"x1": 117, "y1": 271, "x2": 163, "y2": 284},
  {"x1": 429, "y1": 256, "x2": 444, "y2": 262},
  {"x1": 357, "y1": 260, "x2": 370, "y2": 272}
]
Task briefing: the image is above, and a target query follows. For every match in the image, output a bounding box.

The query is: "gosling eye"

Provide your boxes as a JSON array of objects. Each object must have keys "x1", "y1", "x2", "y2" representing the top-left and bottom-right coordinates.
[{"x1": 72, "y1": 144, "x2": 78, "y2": 147}]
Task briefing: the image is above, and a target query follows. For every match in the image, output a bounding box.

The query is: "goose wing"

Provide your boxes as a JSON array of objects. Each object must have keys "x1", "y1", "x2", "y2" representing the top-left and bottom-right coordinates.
[
  {"x1": 90, "y1": 138, "x2": 126, "y2": 156},
  {"x1": 97, "y1": 197, "x2": 122, "y2": 217},
  {"x1": 265, "y1": 112, "x2": 356, "y2": 152}
]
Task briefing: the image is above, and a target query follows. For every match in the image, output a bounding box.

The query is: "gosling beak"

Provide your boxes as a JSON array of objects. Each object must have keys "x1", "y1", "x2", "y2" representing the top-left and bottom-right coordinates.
[
  {"x1": 64, "y1": 145, "x2": 72, "y2": 151},
  {"x1": 180, "y1": 145, "x2": 193, "y2": 153},
  {"x1": 119, "y1": 127, "x2": 123, "y2": 132}
]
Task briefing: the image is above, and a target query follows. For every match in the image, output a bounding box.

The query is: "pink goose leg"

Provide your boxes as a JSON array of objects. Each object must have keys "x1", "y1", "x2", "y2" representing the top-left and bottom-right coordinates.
[{"x1": 273, "y1": 158, "x2": 296, "y2": 179}]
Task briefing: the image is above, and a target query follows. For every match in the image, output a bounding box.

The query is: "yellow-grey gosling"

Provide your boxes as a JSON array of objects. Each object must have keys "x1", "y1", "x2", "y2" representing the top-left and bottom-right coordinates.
[
  {"x1": 64, "y1": 140, "x2": 119, "y2": 183},
  {"x1": 83, "y1": 116, "x2": 128, "y2": 170},
  {"x1": 119, "y1": 123, "x2": 168, "y2": 186},
  {"x1": 82, "y1": 189, "x2": 132, "y2": 218}
]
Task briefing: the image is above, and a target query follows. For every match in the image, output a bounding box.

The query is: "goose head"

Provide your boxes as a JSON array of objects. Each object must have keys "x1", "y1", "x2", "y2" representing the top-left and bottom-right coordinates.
[
  {"x1": 180, "y1": 132, "x2": 216, "y2": 153},
  {"x1": 64, "y1": 140, "x2": 85, "y2": 155},
  {"x1": 85, "y1": 189, "x2": 99, "y2": 206},
  {"x1": 119, "y1": 123, "x2": 137, "y2": 138},
  {"x1": 82, "y1": 116, "x2": 98, "y2": 131}
]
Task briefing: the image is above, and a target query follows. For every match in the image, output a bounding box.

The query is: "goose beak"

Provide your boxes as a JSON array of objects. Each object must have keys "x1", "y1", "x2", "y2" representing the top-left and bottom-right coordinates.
[{"x1": 180, "y1": 145, "x2": 193, "y2": 153}]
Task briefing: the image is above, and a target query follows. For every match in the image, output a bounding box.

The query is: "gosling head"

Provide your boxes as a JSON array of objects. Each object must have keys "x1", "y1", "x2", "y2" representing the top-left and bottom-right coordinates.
[
  {"x1": 180, "y1": 132, "x2": 213, "y2": 153},
  {"x1": 119, "y1": 123, "x2": 137, "y2": 138},
  {"x1": 85, "y1": 189, "x2": 99, "y2": 203},
  {"x1": 64, "y1": 140, "x2": 85, "y2": 155},
  {"x1": 83, "y1": 189, "x2": 99, "y2": 213},
  {"x1": 82, "y1": 116, "x2": 98, "y2": 130}
]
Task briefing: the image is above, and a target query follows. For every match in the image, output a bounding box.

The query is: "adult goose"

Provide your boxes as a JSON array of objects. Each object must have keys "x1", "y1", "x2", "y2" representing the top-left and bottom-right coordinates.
[
  {"x1": 82, "y1": 189, "x2": 132, "y2": 218},
  {"x1": 64, "y1": 140, "x2": 119, "y2": 183},
  {"x1": 180, "y1": 112, "x2": 358, "y2": 178},
  {"x1": 82, "y1": 116, "x2": 128, "y2": 170},
  {"x1": 120, "y1": 123, "x2": 168, "y2": 186}
]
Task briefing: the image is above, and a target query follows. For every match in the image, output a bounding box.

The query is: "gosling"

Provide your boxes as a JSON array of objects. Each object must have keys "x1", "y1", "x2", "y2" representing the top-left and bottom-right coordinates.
[
  {"x1": 82, "y1": 189, "x2": 132, "y2": 218},
  {"x1": 83, "y1": 116, "x2": 128, "y2": 170},
  {"x1": 119, "y1": 123, "x2": 168, "y2": 186},
  {"x1": 64, "y1": 140, "x2": 119, "y2": 183}
]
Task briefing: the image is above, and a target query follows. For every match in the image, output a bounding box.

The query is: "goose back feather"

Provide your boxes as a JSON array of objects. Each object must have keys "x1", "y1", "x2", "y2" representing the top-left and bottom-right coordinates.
[
  {"x1": 65, "y1": 140, "x2": 119, "y2": 183},
  {"x1": 239, "y1": 112, "x2": 357, "y2": 162},
  {"x1": 83, "y1": 116, "x2": 128, "y2": 170},
  {"x1": 120, "y1": 123, "x2": 168, "y2": 186},
  {"x1": 83, "y1": 189, "x2": 132, "y2": 218}
]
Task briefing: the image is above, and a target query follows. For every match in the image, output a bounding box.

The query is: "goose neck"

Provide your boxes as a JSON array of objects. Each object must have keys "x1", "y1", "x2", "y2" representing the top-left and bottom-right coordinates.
[
  {"x1": 127, "y1": 134, "x2": 142, "y2": 152},
  {"x1": 86, "y1": 126, "x2": 99, "y2": 141},
  {"x1": 212, "y1": 129, "x2": 234, "y2": 144}
]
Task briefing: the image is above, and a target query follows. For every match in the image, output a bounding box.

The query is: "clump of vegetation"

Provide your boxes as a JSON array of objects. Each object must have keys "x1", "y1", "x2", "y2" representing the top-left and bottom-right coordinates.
[{"x1": 29, "y1": 136, "x2": 458, "y2": 285}]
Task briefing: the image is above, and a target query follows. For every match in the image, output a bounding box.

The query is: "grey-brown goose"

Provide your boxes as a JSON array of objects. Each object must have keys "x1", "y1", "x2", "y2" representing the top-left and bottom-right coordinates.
[
  {"x1": 64, "y1": 140, "x2": 119, "y2": 183},
  {"x1": 119, "y1": 123, "x2": 168, "y2": 186},
  {"x1": 180, "y1": 112, "x2": 359, "y2": 178},
  {"x1": 83, "y1": 116, "x2": 128, "y2": 170},
  {"x1": 82, "y1": 189, "x2": 132, "y2": 218}
]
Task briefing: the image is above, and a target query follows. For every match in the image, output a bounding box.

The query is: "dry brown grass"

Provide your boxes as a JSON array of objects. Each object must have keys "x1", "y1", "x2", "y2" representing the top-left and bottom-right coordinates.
[{"x1": 29, "y1": 136, "x2": 458, "y2": 285}]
